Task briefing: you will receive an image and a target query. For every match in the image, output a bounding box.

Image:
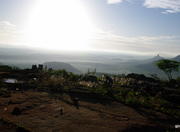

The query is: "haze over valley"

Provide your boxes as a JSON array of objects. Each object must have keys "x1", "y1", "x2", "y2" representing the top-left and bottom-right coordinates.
[{"x1": 0, "y1": 47, "x2": 179, "y2": 79}]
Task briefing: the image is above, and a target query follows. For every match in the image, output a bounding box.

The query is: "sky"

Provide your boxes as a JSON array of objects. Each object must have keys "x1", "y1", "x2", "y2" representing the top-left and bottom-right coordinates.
[{"x1": 0, "y1": 0, "x2": 180, "y2": 56}]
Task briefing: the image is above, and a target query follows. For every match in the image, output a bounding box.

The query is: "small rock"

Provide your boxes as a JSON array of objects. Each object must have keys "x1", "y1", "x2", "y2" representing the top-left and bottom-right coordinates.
[
  {"x1": 4, "y1": 107, "x2": 7, "y2": 111},
  {"x1": 16, "y1": 88, "x2": 20, "y2": 91}
]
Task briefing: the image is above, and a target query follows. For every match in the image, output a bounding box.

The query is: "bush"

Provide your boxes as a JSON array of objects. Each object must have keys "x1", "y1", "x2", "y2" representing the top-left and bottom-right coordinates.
[
  {"x1": 11, "y1": 107, "x2": 22, "y2": 115},
  {"x1": 0, "y1": 65, "x2": 13, "y2": 72},
  {"x1": 0, "y1": 88, "x2": 11, "y2": 97},
  {"x1": 89, "y1": 86, "x2": 108, "y2": 95}
]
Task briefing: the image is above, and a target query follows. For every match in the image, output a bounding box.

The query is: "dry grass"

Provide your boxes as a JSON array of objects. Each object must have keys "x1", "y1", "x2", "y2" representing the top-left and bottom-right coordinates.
[{"x1": 0, "y1": 91, "x2": 169, "y2": 132}]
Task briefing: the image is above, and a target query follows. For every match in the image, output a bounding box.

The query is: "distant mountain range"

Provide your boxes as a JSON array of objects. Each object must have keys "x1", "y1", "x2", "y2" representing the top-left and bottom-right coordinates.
[
  {"x1": 70, "y1": 54, "x2": 180, "y2": 79},
  {"x1": 133, "y1": 55, "x2": 180, "y2": 78},
  {"x1": 0, "y1": 47, "x2": 179, "y2": 78},
  {"x1": 144, "y1": 54, "x2": 164, "y2": 63},
  {"x1": 172, "y1": 55, "x2": 180, "y2": 61},
  {"x1": 43, "y1": 62, "x2": 81, "y2": 74}
]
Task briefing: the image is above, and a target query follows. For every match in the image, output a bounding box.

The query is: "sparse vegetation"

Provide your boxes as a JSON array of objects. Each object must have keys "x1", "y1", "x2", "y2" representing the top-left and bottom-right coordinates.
[
  {"x1": 0, "y1": 64, "x2": 180, "y2": 131},
  {"x1": 156, "y1": 59, "x2": 179, "y2": 80},
  {"x1": 0, "y1": 87, "x2": 11, "y2": 97}
]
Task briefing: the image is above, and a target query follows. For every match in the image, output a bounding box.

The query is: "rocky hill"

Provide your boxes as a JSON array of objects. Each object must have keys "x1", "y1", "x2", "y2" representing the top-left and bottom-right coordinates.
[{"x1": 44, "y1": 62, "x2": 81, "y2": 74}]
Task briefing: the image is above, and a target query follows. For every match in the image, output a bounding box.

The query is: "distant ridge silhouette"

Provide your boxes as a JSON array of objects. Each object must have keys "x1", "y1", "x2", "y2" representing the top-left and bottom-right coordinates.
[{"x1": 43, "y1": 62, "x2": 81, "y2": 74}]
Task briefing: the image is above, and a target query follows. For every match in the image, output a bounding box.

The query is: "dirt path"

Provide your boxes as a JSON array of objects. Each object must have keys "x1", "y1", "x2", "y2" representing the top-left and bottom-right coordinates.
[{"x1": 0, "y1": 91, "x2": 168, "y2": 132}]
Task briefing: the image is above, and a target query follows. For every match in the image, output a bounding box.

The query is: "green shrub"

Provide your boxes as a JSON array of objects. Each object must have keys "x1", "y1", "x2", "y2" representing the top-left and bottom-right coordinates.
[{"x1": 90, "y1": 86, "x2": 108, "y2": 95}]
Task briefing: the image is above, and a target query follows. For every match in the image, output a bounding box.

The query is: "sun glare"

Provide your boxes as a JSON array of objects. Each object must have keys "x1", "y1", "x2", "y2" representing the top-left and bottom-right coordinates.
[{"x1": 25, "y1": 0, "x2": 95, "y2": 51}]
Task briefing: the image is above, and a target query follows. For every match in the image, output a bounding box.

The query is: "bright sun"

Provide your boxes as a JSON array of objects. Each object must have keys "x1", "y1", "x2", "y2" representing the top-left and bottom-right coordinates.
[{"x1": 25, "y1": 0, "x2": 95, "y2": 51}]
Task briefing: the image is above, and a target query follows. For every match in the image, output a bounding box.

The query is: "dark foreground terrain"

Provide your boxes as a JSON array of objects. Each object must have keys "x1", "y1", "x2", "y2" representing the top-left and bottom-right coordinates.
[
  {"x1": 0, "y1": 90, "x2": 177, "y2": 132},
  {"x1": 0, "y1": 65, "x2": 180, "y2": 131}
]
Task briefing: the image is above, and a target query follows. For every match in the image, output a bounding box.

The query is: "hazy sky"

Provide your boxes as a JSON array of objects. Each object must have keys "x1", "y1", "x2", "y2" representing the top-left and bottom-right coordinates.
[{"x1": 0, "y1": 0, "x2": 180, "y2": 56}]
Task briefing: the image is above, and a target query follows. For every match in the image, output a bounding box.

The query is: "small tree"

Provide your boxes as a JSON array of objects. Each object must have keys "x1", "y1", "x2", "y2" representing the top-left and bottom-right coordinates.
[{"x1": 156, "y1": 59, "x2": 179, "y2": 80}]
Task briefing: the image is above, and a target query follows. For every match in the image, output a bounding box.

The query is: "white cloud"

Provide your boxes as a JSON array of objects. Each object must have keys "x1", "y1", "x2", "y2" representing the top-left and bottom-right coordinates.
[
  {"x1": 0, "y1": 21, "x2": 179, "y2": 56},
  {"x1": 106, "y1": 0, "x2": 180, "y2": 13},
  {"x1": 144, "y1": 0, "x2": 180, "y2": 13},
  {"x1": 90, "y1": 30, "x2": 180, "y2": 55},
  {"x1": 0, "y1": 21, "x2": 25, "y2": 45},
  {"x1": 0, "y1": 21, "x2": 16, "y2": 34},
  {"x1": 107, "y1": 0, "x2": 126, "y2": 4}
]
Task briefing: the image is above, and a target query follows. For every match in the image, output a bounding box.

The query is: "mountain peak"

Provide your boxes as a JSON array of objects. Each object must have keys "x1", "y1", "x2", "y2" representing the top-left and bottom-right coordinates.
[
  {"x1": 172, "y1": 55, "x2": 180, "y2": 61},
  {"x1": 174, "y1": 55, "x2": 180, "y2": 58},
  {"x1": 43, "y1": 62, "x2": 81, "y2": 74},
  {"x1": 152, "y1": 54, "x2": 164, "y2": 61}
]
